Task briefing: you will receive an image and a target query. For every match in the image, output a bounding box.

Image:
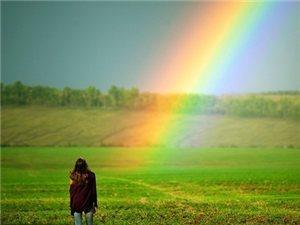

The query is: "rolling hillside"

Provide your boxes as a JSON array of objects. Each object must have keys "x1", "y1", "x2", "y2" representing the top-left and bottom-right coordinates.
[{"x1": 1, "y1": 106, "x2": 300, "y2": 147}]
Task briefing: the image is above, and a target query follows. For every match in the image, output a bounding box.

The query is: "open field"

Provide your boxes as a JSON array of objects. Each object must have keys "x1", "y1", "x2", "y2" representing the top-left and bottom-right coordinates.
[
  {"x1": 1, "y1": 147, "x2": 300, "y2": 224},
  {"x1": 1, "y1": 106, "x2": 300, "y2": 147}
]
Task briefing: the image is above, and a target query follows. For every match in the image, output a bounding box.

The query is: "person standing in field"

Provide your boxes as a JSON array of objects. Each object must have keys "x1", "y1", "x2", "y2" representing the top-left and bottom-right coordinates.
[{"x1": 69, "y1": 158, "x2": 98, "y2": 225}]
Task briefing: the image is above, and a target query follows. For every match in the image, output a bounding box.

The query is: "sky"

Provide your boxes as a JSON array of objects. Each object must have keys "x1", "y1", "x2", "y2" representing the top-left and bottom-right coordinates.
[{"x1": 1, "y1": 1, "x2": 299, "y2": 94}]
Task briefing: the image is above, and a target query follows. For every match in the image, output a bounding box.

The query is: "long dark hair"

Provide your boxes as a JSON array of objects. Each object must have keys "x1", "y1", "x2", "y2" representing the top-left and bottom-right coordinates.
[{"x1": 70, "y1": 158, "x2": 90, "y2": 185}]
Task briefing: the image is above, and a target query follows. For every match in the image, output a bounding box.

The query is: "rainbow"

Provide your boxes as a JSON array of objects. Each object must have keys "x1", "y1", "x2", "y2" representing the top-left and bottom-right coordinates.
[{"x1": 139, "y1": 2, "x2": 275, "y2": 147}]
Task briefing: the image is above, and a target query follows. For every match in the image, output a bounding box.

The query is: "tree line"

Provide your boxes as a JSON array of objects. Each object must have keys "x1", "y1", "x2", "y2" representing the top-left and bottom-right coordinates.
[{"x1": 1, "y1": 81, "x2": 299, "y2": 119}]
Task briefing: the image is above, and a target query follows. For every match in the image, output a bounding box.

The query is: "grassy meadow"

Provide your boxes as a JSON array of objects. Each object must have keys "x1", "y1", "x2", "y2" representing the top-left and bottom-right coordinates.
[
  {"x1": 1, "y1": 106, "x2": 300, "y2": 224},
  {"x1": 1, "y1": 147, "x2": 300, "y2": 225},
  {"x1": 1, "y1": 106, "x2": 300, "y2": 147}
]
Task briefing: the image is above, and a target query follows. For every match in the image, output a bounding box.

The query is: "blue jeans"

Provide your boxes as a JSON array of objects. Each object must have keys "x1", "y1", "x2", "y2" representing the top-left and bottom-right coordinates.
[{"x1": 74, "y1": 211, "x2": 93, "y2": 225}]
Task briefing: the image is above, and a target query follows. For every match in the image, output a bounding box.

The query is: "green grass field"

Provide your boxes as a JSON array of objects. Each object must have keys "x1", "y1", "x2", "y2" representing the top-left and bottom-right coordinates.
[{"x1": 1, "y1": 147, "x2": 300, "y2": 224}]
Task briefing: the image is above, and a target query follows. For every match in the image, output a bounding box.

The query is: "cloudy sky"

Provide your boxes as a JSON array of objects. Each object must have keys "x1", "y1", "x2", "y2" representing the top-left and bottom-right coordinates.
[{"x1": 2, "y1": 1, "x2": 299, "y2": 94}]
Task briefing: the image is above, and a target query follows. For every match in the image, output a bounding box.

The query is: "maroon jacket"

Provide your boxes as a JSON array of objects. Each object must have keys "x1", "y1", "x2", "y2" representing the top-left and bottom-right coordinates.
[{"x1": 69, "y1": 170, "x2": 98, "y2": 215}]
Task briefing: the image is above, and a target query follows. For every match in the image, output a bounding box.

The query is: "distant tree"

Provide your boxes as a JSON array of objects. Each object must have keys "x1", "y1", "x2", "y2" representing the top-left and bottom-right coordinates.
[
  {"x1": 27, "y1": 85, "x2": 59, "y2": 106},
  {"x1": 69, "y1": 89, "x2": 85, "y2": 107},
  {"x1": 8, "y1": 81, "x2": 29, "y2": 105},
  {"x1": 123, "y1": 87, "x2": 139, "y2": 109},
  {"x1": 108, "y1": 85, "x2": 121, "y2": 108},
  {"x1": 61, "y1": 87, "x2": 73, "y2": 106},
  {"x1": 1, "y1": 81, "x2": 299, "y2": 119},
  {"x1": 84, "y1": 86, "x2": 101, "y2": 107},
  {"x1": 1, "y1": 82, "x2": 5, "y2": 104}
]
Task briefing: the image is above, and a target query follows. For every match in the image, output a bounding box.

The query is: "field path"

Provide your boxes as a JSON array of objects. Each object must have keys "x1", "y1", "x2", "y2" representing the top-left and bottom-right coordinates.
[{"x1": 102, "y1": 176, "x2": 201, "y2": 204}]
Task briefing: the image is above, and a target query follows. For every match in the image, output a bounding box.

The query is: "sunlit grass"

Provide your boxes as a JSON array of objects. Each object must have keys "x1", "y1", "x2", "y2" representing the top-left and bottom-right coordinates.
[{"x1": 1, "y1": 147, "x2": 300, "y2": 224}]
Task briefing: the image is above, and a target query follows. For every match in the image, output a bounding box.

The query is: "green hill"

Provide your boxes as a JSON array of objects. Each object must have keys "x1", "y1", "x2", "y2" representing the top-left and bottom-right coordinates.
[{"x1": 1, "y1": 106, "x2": 300, "y2": 147}]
